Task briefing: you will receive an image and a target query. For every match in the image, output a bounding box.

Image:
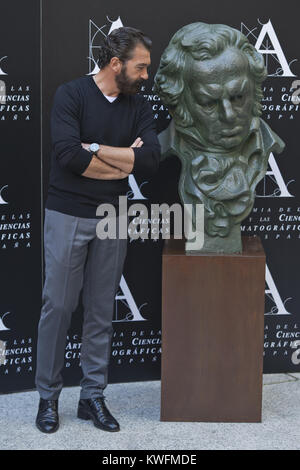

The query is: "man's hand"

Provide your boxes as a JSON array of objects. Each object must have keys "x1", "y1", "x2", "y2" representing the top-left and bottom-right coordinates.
[
  {"x1": 81, "y1": 142, "x2": 91, "y2": 151},
  {"x1": 130, "y1": 137, "x2": 144, "y2": 148}
]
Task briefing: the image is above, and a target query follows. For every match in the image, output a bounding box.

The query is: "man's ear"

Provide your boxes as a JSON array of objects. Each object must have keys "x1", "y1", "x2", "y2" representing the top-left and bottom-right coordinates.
[{"x1": 110, "y1": 57, "x2": 122, "y2": 73}]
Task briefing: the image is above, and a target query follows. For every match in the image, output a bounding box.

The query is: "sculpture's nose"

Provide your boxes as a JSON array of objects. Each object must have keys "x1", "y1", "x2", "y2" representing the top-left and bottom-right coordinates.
[{"x1": 221, "y1": 99, "x2": 236, "y2": 123}]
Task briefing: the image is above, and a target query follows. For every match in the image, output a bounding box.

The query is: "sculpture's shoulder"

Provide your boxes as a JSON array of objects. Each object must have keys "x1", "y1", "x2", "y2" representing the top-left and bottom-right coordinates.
[
  {"x1": 157, "y1": 120, "x2": 178, "y2": 160},
  {"x1": 258, "y1": 118, "x2": 285, "y2": 155}
]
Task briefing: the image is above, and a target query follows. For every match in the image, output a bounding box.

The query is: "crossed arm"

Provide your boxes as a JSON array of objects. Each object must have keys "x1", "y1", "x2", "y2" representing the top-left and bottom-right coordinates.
[
  {"x1": 81, "y1": 137, "x2": 143, "y2": 180},
  {"x1": 51, "y1": 83, "x2": 160, "y2": 180}
]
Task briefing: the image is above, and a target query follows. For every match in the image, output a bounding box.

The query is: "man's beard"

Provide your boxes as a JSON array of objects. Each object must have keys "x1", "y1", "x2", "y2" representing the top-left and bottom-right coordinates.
[{"x1": 115, "y1": 65, "x2": 144, "y2": 95}]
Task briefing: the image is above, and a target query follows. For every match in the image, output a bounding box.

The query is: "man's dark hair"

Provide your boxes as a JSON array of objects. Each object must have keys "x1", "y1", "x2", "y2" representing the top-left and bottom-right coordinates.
[{"x1": 98, "y1": 27, "x2": 152, "y2": 69}]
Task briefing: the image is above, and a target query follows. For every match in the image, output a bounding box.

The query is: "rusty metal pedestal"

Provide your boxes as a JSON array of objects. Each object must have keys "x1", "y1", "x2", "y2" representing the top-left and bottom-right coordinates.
[{"x1": 161, "y1": 236, "x2": 265, "y2": 422}]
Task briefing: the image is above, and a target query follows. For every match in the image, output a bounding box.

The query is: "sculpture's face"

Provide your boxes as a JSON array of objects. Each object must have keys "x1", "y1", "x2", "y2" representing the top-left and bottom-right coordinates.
[{"x1": 186, "y1": 47, "x2": 255, "y2": 150}]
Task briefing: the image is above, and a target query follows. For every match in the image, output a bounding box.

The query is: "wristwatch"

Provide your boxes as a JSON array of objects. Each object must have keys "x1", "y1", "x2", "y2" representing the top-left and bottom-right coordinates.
[{"x1": 89, "y1": 143, "x2": 100, "y2": 155}]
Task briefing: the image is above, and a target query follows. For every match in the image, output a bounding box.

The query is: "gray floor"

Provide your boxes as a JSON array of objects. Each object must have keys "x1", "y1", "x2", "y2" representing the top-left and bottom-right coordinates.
[{"x1": 0, "y1": 373, "x2": 299, "y2": 450}]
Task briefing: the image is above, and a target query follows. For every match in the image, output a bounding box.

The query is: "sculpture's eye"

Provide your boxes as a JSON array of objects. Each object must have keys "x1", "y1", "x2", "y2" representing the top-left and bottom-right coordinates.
[
  {"x1": 203, "y1": 173, "x2": 218, "y2": 184},
  {"x1": 231, "y1": 94, "x2": 244, "y2": 104},
  {"x1": 200, "y1": 100, "x2": 216, "y2": 111}
]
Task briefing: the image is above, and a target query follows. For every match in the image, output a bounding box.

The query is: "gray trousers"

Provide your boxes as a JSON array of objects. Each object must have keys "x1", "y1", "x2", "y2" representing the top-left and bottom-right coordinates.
[{"x1": 35, "y1": 208, "x2": 127, "y2": 400}]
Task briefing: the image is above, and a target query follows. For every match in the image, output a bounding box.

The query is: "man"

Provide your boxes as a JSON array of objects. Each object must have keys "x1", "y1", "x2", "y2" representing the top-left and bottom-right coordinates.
[
  {"x1": 154, "y1": 22, "x2": 284, "y2": 253},
  {"x1": 35, "y1": 27, "x2": 160, "y2": 433}
]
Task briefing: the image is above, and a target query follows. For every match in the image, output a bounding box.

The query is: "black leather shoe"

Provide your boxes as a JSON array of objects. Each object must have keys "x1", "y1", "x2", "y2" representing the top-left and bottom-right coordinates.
[
  {"x1": 35, "y1": 398, "x2": 59, "y2": 433},
  {"x1": 77, "y1": 397, "x2": 120, "y2": 432}
]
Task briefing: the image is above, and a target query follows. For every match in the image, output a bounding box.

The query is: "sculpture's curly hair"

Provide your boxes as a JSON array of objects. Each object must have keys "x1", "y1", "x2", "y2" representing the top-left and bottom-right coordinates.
[{"x1": 153, "y1": 23, "x2": 267, "y2": 127}]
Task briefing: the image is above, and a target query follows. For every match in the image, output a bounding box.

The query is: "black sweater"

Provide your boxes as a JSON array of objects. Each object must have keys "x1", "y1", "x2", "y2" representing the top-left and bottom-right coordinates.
[{"x1": 45, "y1": 75, "x2": 161, "y2": 218}]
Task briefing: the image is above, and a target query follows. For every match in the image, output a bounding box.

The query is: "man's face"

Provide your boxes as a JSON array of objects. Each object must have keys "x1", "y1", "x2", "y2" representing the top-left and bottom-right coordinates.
[
  {"x1": 115, "y1": 44, "x2": 151, "y2": 95},
  {"x1": 185, "y1": 47, "x2": 255, "y2": 151}
]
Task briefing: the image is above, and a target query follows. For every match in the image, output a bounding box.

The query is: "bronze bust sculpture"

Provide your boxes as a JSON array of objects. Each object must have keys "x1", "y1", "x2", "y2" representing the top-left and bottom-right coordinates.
[{"x1": 154, "y1": 22, "x2": 285, "y2": 253}]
